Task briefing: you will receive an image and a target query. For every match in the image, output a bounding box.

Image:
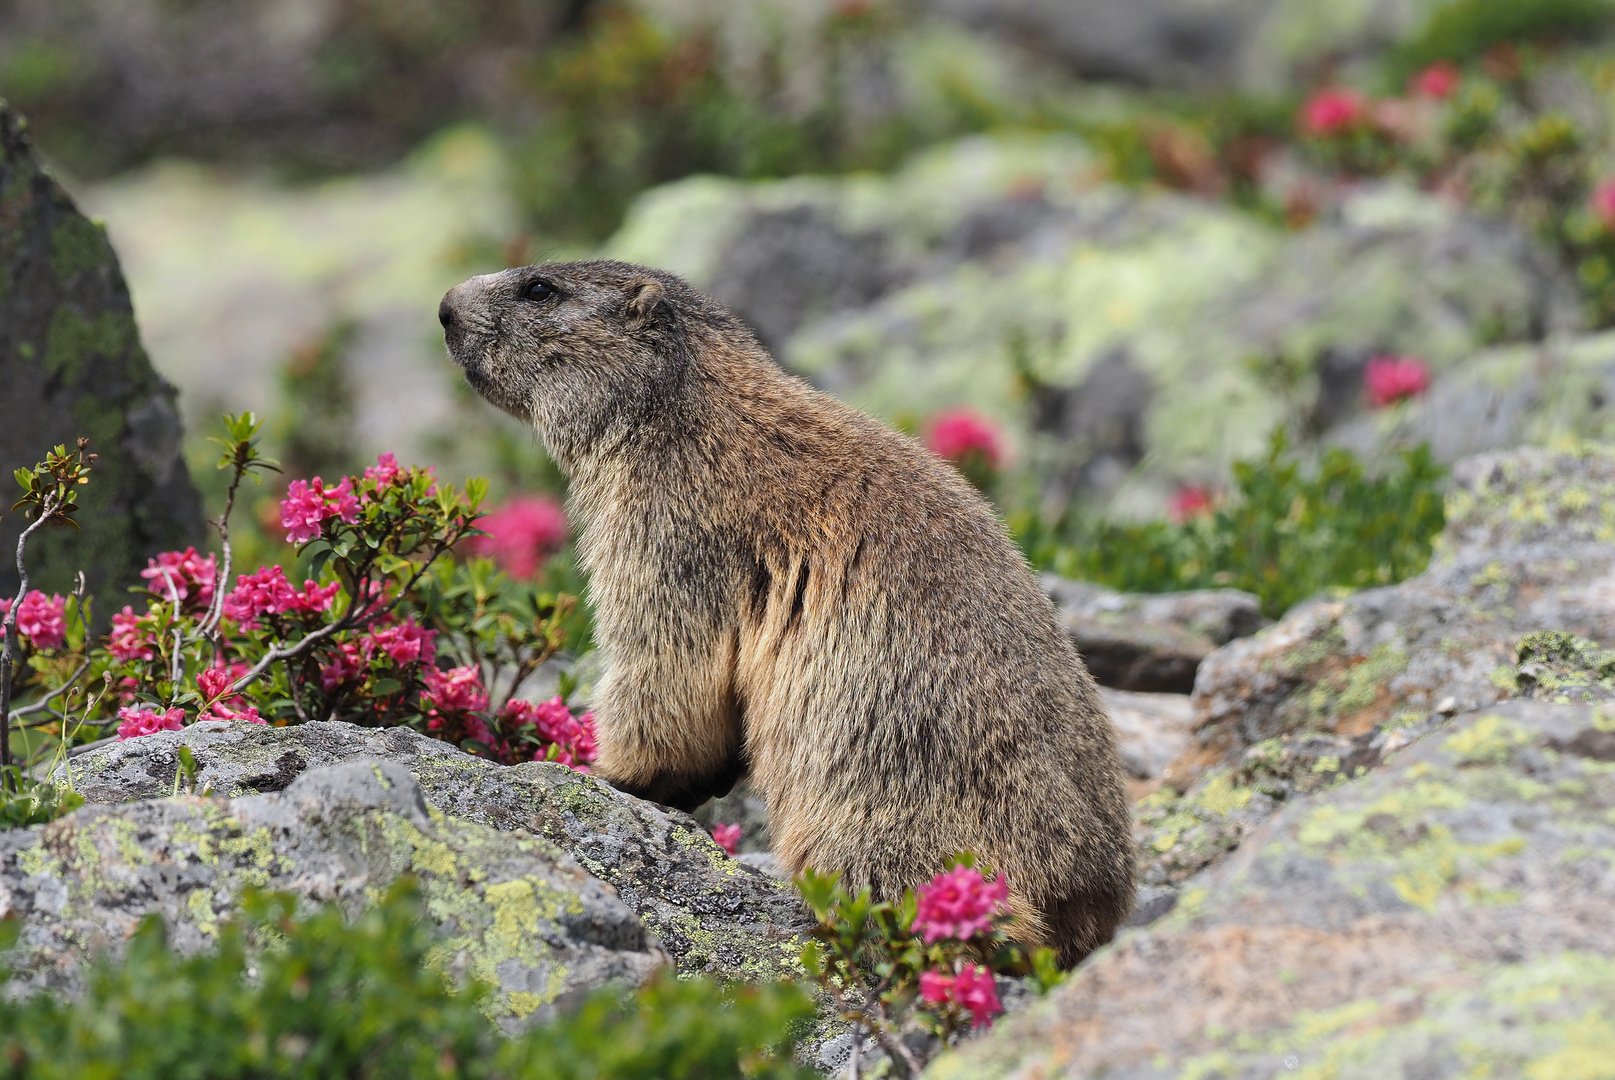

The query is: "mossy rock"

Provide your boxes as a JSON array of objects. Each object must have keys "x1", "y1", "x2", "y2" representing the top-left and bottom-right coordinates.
[{"x1": 0, "y1": 102, "x2": 203, "y2": 604}]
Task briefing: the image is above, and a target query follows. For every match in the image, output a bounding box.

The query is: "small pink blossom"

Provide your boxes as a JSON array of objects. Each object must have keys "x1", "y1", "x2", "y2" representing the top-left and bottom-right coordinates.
[
  {"x1": 1364, "y1": 355, "x2": 1431, "y2": 408},
  {"x1": 1590, "y1": 177, "x2": 1615, "y2": 232},
  {"x1": 197, "y1": 667, "x2": 234, "y2": 702},
  {"x1": 206, "y1": 701, "x2": 264, "y2": 724},
  {"x1": 280, "y1": 476, "x2": 360, "y2": 544},
  {"x1": 222, "y1": 567, "x2": 297, "y2": 623},
  {"x1": 141, "y1": 548, "x2": 217, "y2": 608},
  {"x1": 951, "y1": 964, "x2": 1004, "y2": 1027},
  {"x1": 924, "y1": 409, "x2": 1005, "y2": 471},
  {"x1": 423, "y1": 665, "x2": 489, "y2": 714},
  {"x1": 6, "y1": 591, "x2": 66, "y2": 650},
  {"x1": 711, "y1": 824, "x2": 742, "y2": 856},
  {"x1": 1299, "y1": 87, "x2": 1367, "y2": 137},
  {"x1": 108, "y1": 605, "x2": 156, "y2": 662},
  {"x1": 912, "y1": 865, "x2": 1010, "y2": 943},
  {"x1": 1169, "y1": 484, "x2": 1214, "y2": 524},
  {"x1": 1410, "y1": 61, "x2": 1460, "y2": 100},
  {"x1": 917, "y1": 964, "x2": 1003, "y2": 1028},
  {"x1": 117, "y1": 706, "x2": 185, "y2": 740},
  {"x1": 464, "y1": 497, "x2": 568, "y2": 581},
  {"x1": 320, "y1": 641, "x2": 365, "y2": 692},
  {"x1": 363, "y1": 619, "x2": 436, "y2": 666},
  {"x1": 364, "y1": 452, "x2": 403, "y2": 490}
]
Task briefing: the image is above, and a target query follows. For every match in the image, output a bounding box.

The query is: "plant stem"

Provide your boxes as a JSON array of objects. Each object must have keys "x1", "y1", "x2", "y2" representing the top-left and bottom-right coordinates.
[{"x1": 1, "y1": 495, "x2": 61, "y2": 786}]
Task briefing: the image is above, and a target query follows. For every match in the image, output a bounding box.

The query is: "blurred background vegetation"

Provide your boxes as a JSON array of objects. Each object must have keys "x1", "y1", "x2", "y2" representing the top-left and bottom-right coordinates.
[{"x1": 7, "y1": 0, "x2": 1615, "y2": 608}]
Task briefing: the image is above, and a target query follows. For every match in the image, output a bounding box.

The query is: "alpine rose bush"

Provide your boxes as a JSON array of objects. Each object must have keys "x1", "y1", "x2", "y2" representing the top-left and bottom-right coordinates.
[
  {"x1": 279, "y1": 476, "x2": 360, "y2": 543},
  {"x1": 116, "y1": 706, "x2": 184, "y2": 740},
  {"x1": 463, "y1": 496, "x2": 568, "y2": 581},
  {"x1": 2, "y1": 592, "x2": 67, "y2": 651},
  {"x1": 711, "y1": 823, "x2": 742, "y2": 856},
  {"x1": 1364, "y1": 355, "x2": 1431, "y2": 407},
  {"x1": 1299, "y1": 87, "x2": 1367, "y2": 137}
]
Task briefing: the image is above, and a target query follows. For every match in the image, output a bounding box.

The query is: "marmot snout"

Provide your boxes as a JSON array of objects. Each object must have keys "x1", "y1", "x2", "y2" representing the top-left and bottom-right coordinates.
[{"x1": 441, "y1": 259, "x2": 1134, "y2": 964}]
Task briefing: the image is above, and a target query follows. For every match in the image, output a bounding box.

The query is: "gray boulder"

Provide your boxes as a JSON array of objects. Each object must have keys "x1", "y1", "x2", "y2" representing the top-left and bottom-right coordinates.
[
  {"x1": 0, "y1": 103, "x2": 203, "y2": 603},
  {"x1": 4, "y1": 759, "x2": 662, "y2": 1032},
  {"x1": 60, "y1": 719, "x2": 812, "y2": 984},
  {"x1": 929, "y1": 697, "x2": 1615, "y2": 1078}
]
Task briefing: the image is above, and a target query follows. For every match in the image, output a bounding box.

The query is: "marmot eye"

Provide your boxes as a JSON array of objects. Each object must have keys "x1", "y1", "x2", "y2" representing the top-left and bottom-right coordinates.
[{"x1": 523, "y1": 280, "x2": 557, "y2": 302}]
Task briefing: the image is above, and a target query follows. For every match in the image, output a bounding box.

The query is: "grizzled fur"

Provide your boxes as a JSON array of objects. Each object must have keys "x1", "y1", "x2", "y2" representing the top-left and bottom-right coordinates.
[{"x1": 439, "y1": 260, "x2": 1134, "y2": 963}]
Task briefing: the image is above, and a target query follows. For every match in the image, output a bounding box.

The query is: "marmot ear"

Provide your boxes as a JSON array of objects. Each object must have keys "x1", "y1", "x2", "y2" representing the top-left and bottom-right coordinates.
[{"x1": 625, "y1": 279, "x2": 667, "y2": 330}]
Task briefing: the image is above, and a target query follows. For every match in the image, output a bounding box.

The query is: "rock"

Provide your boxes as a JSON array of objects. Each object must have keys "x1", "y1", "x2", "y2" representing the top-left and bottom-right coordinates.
[
  {"x1": 1098, "y1": 687, "x2": 1194, "y2": 790},
  {"x1": 1188, "y1": 445, "x2": 1615, "y2": 771},
  {"x1": 2, "y1": 759, "x2": 662, "y2": 1031},
  {"x1": 927, "y1": 698, "x2": 1615, "y2": 1078},
  {"x1": 1045, "y1": 575, "x2": 1267, "y2": 693},
  {"x1": 60, "y1": 720, "x2": 812, "y2": 984},
  {"x1": 607, "y1": 142, "x2": 1580, "y2": 515},
  {"x1": 0, "y1": 103, "x2": 204, "y2": 603}
]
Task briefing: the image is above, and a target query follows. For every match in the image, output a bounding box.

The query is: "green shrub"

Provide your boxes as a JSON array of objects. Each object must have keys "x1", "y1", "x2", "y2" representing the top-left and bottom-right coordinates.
[
  {"x1": 1388, "y1": 0, "x2": 1615, "y2": 85},
  {"x1": 1022, "y1": 432, "x2": 1447, "y2": 618},
  {"x1": 0, "y1": 880, "x2": 815, "y2": 1080}
]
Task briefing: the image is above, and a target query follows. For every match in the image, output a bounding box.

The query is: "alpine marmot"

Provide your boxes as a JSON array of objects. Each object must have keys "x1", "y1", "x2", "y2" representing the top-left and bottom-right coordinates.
[{"x1": 438, "y1": 260, "x2": 1133, "y2": 963}]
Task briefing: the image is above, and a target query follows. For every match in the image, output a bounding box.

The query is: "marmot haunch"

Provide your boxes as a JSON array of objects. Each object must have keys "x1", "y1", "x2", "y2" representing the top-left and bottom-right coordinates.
[{"x1": 439, "y1": 260, "x2": 1134, "y2": 964}]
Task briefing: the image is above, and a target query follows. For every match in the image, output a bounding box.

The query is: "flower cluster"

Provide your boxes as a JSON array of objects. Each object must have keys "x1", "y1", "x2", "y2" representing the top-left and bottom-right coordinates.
[
  {"x1": 108, "y1": 605, "x2": 156, "y2": 662},
  {"x1": 711, "y1": 823, "x2": 742, "y2": 856},
  {"x1": 363, "y1": 618, "x2": 436, "y2": 666},
  {"x1": 2, "y1": 591, "x2": 67, "y2": 651},
  {"x1": 912, "y1": 865, "x2": 1010, "y2": 944},
  {"x1": 1168, "y1": 484, "x2": 1215, "y2": 524},
  {"x1": 496, "y1": 696, "x2": 598, "y2": 768},
  {"x1": 141, "y1": 547, "x2": 217, "y2": 609},
  {"x1": 924, "y1": 409, "x2": 1005, "y2": 472},
  {"x1": 1299, "y1": 87, "x2": 1367, "y2": 137},
  {"x1": 221, "y1": 566, "x2": 341, "y2": 624},
  {"x1": 918, "y1": 963, "x2": 1003, "y2": 1028},
  {"x1": 1363, "y1": 355, "x2": 1431, "y2": 408},
  {"x1": 280, "y1": 476, "x2": 360, "y2": 544},
  {"x1": 464, "y1": 496, "x2": 568, "y2": 581},
  {"x1": 1298, "y1": 63, "x2": 1460, "y2": 143},
  {"x1": 196, "y1": 665, "x2": 263, "y2": 724},
  {"x1": 116, "y1": 706, "x2": 185, "y2": 740}
]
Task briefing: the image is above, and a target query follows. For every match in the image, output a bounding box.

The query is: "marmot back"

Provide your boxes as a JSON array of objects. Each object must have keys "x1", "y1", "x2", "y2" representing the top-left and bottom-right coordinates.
[{"x1": 439, "y1": 259, "x2": 1134, "y2": 963}]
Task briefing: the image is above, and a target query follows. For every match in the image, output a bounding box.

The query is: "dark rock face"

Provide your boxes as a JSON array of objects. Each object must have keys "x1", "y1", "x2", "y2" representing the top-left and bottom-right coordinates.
[
  {"x1": 931, "y1": 699, "x2": 1615, "y2": 1078},
  {"x1": 61, "y1": 719, "x2": 812, "y2": 985},
  {"x1": 0, "y1": 103, "x2": 202, "y2": 602},
  {"x1": 1044, "y1": 576, "x2": 1267, "y2": 693},
  {"x1": 2, "y1": 760, "x2": 663, "y2": 1032}
]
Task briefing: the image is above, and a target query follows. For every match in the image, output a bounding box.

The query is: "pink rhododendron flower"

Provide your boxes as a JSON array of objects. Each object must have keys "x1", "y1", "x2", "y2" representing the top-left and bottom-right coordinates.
[
  {"x1": 912, "y1": 865, "x2": 1010, "y2": 943},
  {"x1": 951, "y1": 964, "x2": 1004, "y2": 1027},
  {"x1": 117, "y1": 706, "x2": 185, "y2": 740},
  {"x1": 363, "y1": 619, "x2": 436, "y2": 666},
  {"x1": 464, "y1": 497, "x2": 568, "y2": 581},
  {"x1": 280, "y1": 476, "x2": 360, "y2": 544},
  {"x1": 222, "y1": 567, "x2": 338, "y2": 624},
  {"x1": 711, "y1": 823, "x2": 742, "y2": 856},
  {"x1": 320, "y1": 641, "x2": 365, "y2": 692},
  {"x1": 364, "y1": 452, "x2": 403, "y2": 489},
  {"x1": 108, "y1": 605, "x2": 156, "y2": 662},
  {"x1": 1169, "y1": 484, "x2": 1214, "y2": 524},
  {"x1": 1363, "y1": 355, "x2": 1431, "y2": 407},
  {"x1": 141, "y1": 547, "x2": 217, "y2": 608},
  {"x1": 1411, "y1": 61, "x2": 1460, "y2": 99},
  {"x1": 1590, "y1": 177, "x2": 1615, "y2": 232},
  {"x1": 499, "y1": 695, "x2": 597, "y2": 768},
  {"x1": 197, "y1": 667, "x2": 234, "y2": 701},
  {"x1": 206, "y1": 701, "x2": 264, "y2": 724},
  {"x1": 6, "y1": 591, "x2": 66, "y2": 650},
  {"x1": 918, "y1": 965, "x2": 1003, "y2": 1027},
  {"x1": 423, "y1": 665, "x2": 488, "y2": 714},
  {"x1": 924, "y1": 409, "x2": 1005, "y2": 471},
  {"x1": 1299, "y1": 87, "x2": 1367, "y2": 137}
]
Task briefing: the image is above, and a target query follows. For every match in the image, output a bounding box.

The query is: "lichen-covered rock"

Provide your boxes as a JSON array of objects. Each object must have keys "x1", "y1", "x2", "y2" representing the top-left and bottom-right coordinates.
[
  {"x1": 60, "y1": 720, "x2": 812, "y2": 984},
  {"x1": 1044, "y1": 575, "x2": 1266, "y2": 693},
  {"x1": 3, "y1": 760, "x2": 662, "y2": 1032},
  {"x1": 929, "y1": 697, "x2": 1615, "y2": 1078},
  {"x1": 0, "y1": 103, "x2": 203, "y2": 602},
  {"x1": 1189, "y1": 445, "x2": 1615, "y2": 769},
  {"x1": 607, "y1": 142, "x2": 1579, "y2": 515}
]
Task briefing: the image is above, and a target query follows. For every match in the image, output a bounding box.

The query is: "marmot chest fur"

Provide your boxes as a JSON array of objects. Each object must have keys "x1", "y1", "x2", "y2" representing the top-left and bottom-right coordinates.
[{"x1": 439, "y1": 259, "x2": 1134, "y2": 963}]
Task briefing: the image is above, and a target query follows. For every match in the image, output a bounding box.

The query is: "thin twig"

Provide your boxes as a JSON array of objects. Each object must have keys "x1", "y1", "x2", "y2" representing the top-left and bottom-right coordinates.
[
  {"x1": 1, "y1": 493, "x2": 62, "y2": 781},
  {"x1": 6, "y1": 658, "x2": 91, "y2": 722},
  {"x1": 199, "y1": 455, "x2": 247, "y2": 641}
]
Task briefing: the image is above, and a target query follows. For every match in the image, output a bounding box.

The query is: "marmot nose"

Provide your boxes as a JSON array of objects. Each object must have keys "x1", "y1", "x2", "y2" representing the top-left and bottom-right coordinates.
[{"x1": 438, "y1": 296, "x2": 455, "y2": 330}]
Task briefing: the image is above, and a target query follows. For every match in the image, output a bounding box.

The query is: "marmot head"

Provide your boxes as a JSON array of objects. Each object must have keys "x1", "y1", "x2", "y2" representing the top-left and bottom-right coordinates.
[{"x1": 439, "y1": 259, "x2": 744, "y2": 468}]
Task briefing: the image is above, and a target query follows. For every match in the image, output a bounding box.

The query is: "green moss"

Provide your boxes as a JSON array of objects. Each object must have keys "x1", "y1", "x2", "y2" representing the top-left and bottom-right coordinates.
[
  {"x1": 49, "y1": 215, "x2": 108, "y2": 281},
  {"x1": 1444, "y1": 714, "x2": 1534, "y2": 765},
  {"x1": 43, "y1": 307, "x2": 133, "y2": 383}
]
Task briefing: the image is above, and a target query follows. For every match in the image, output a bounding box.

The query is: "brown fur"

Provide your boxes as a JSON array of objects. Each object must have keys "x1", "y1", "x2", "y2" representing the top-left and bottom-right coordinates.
[{"x1": 439, "y1": 260, "x2": 1134, "y2": 964}]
